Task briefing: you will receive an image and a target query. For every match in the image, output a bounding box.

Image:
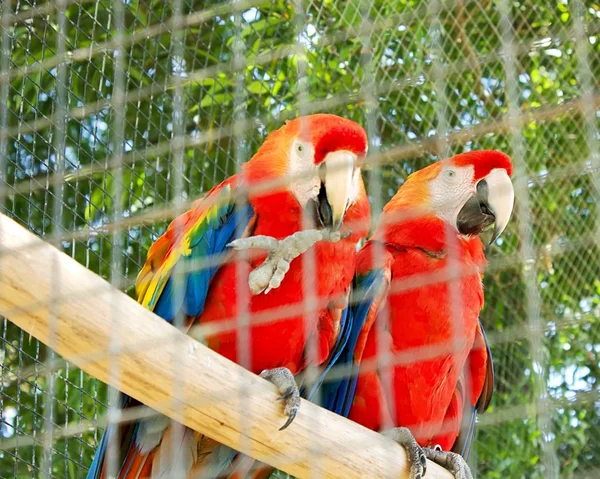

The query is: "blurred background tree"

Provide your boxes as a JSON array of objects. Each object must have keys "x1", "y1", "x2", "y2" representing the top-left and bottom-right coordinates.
[{"x1": 0, "y1": 0, "x2": 599, "y2": 478}]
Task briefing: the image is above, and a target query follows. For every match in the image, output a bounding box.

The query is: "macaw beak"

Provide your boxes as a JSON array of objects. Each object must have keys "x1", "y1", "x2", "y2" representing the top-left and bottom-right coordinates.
[
  {"x1": 456, "y1": 168, "x2": 514, "y2": 244},
  {"x1": 316, "y1": 150, "x2": 358, "y2": 230}
]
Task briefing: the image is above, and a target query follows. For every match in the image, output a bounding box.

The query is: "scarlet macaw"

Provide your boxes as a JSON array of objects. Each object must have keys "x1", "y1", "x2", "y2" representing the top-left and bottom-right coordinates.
[
  {"x1": 320, "y1": 150, "x2": 514, "y2": 479},
  {"x1": 86, "y1": 114, "x2": 371, "y2": 478}
]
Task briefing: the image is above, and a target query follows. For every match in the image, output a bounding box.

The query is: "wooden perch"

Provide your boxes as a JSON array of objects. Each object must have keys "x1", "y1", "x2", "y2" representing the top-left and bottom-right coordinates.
[{"x1": 0, "y1": 213, "x2": 454, "y2": 479}]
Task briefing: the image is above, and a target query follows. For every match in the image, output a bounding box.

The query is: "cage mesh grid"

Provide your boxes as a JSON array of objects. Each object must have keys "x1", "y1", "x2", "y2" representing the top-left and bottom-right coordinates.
[{"x1": 0, "y1": 0, "x2": 598, "y2": 477}]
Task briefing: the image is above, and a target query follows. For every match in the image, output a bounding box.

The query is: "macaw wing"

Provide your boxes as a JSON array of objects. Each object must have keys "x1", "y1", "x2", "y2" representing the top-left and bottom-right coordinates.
[
  {"x1": 86, "y1": 180, "x2": 255, "y2": 479},
  {"x1": 310, "y1": 262, "x2": 390, "y2": 418},
  {"x1": 475, "y1": 321, "x2": 494, "y2": 413},
  {"x1": 452, "y1": 320, "x2": 494, "y2": 459},
  {"x1": 136, "y1": 179, "x2": 254, "y2": 323},
  {"x1": 303, "y1": 304, "x2": 350, "y2": 400}
]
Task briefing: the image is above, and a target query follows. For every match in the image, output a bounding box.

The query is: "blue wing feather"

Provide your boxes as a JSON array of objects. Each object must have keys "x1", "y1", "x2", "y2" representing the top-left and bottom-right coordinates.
[
  {"x1": 86, "y1": 198, "x2": 253, "y2": 479},
  {"x1": 311, "y1": 269, "x2": 385, "y2": 417},
  {"x1": 303, "y1": 306, "x2": 350, "y2": 401},
  {"x1": 153, "y1": 203, "x2": 253, "y2": 322}
]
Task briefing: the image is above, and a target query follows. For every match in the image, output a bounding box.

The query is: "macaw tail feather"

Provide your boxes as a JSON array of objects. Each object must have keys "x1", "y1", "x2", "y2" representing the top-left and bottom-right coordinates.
[{"x1": 119, "y1": 446, "x2": 155, "y2": 479}]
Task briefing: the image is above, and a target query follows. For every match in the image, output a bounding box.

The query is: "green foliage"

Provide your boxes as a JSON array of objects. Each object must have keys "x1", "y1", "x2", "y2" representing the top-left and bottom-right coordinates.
[{"x1": 0, "y1": 0, "x2": 599, "y2": 477}]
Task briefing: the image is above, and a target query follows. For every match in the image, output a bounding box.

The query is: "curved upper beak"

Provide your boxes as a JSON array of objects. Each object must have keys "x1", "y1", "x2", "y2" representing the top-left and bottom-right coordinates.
[
  {"x1": 316, "y1": 150, "x2": 359, "y2": 230},
  {"x1": 456, "y1": 168, "x2": 514, "y2": 244}
]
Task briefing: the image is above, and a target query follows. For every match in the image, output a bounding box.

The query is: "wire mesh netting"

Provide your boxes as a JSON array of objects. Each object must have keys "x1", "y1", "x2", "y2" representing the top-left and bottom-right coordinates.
[{"x1": 0, "y1": 0, "x2": 599, "y2": 478}]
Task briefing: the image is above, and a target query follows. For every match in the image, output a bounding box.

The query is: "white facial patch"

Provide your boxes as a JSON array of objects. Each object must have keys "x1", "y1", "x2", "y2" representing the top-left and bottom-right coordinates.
[
  {"x1": 287, "y1": 139, "x2": 320, "y2": 208},
  {"x1": 428, "y1": 164, "x2": 476, "y2": 229}
]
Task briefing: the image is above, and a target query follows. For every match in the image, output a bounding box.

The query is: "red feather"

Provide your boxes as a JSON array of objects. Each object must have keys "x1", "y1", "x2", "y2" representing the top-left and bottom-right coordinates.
[
  {"x1": 349, "y1": 214, "x2": 486, "y2": 448},
  {"x1": 451, "y1": 150, "x2": 513, "y2": 180}
]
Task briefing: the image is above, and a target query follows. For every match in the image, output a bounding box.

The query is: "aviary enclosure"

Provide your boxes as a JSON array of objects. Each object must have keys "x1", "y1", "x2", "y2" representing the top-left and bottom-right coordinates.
[{"x1": 0, "y1": 0, "x2": 599, "y2": 478}]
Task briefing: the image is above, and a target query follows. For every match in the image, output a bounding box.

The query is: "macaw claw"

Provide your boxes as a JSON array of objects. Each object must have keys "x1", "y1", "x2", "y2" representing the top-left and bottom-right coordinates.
[
  {"x1": 228, "y1": 229, "x2": 350, "y2": 295},
  {"x1": 259, "y1": 367, "x2": 300, "y2": 431},
  {"x1": 382, "y1": 427, "x2": 427, "y2": 479},
  {"x1": 424, "y1": 446, "x2": 474, "y2": 479}
]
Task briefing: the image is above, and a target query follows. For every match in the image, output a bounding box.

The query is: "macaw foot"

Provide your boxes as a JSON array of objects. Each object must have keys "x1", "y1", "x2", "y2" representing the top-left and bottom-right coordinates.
[
  {"x1": 259, "y1": 367, "x2": 300, "y2": 431},
  {"x1": 424, "y1": 445, "x2": 473, "y2": 479},
  {"x1": 228, "y1": 229, "x2": 348, "y2": 295},
  {"x1": 382, "y1": 427, "x2": 427, "y2": 479}
]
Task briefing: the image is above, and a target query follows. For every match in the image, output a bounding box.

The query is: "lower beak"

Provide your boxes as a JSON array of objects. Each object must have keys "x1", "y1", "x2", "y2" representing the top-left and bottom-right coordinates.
[
  {"x1": 317, "y1": 150, "x2": 357, "y2": 230},
  {"x1": 456, "y1": 169, "x2": 514, "y2": 245},
  {"x1": 456, "y1": 193, "x2": 496, "y2": 240}
]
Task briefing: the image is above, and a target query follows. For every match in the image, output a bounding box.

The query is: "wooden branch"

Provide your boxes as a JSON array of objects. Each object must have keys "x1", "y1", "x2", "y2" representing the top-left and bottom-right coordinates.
[{"x1": 0, "y1": 213, "x2": 454, "y2": 479}]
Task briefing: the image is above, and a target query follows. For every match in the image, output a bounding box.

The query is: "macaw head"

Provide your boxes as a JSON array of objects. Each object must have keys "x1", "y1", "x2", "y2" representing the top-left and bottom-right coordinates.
[
  {"x1": 384, "y1": 150, "x2": 514, "y2": 244},
  {"x1": 244, "y1": 114, "x2": 367, "y2": 230}
]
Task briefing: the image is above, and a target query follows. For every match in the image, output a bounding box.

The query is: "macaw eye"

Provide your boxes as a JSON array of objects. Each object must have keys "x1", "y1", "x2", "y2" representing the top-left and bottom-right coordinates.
[
  {"x1": 295, "y1": 141, "x2": 309, "y2": 158},
  {"x1": 446, "y1": 169, "x2": 456, "y2": 178}
]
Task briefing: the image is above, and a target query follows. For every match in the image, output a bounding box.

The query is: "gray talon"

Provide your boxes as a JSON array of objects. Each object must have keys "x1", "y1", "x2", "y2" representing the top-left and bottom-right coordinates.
[
  {"x1": 260, "y1": 367, "x2": 300, "y2": 430},
  {"x1": 279, "y1": 408, "x2": 297, "y2": 431},
  {"x1": 229, "y1": 229, "x2": 346, "y2": 295},
  {"x1": 279, "y1": 386, "x2": 295, "y2": 400},
  {"x1": 264, "y1": 258, "x2": 290, "y2": 294},
  {"x1": 424, "y1": 447, "x2": 473, "y2": 479},
  {"x1": 382, "y1": 427, "x2": 426, "y2": 479},
  {"x1": 228, "y1": 236, "x2": 278, "y2": 251}
]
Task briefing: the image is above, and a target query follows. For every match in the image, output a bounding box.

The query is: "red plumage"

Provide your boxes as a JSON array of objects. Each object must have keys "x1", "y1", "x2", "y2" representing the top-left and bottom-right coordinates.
[
  {"x1": 452, "y1": 149, "x2": 513, "y2": 180},
  {"x1": 201, "y1": 189, "x2": 370, "y2": 374},
  {"x1": 345, "y1": 150, "x2": 510, "y2": 453},
  {"x1": 350, "y1": 218, "x2": 486, "y2": 449}
]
